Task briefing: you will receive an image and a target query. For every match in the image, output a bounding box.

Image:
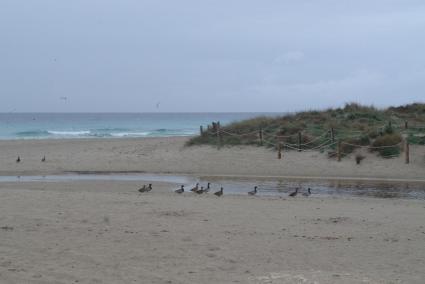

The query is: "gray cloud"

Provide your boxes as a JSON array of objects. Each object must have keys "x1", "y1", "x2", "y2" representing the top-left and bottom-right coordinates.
[{"x1": 0, "y1": 0, "x2": 424, "y2": 112}]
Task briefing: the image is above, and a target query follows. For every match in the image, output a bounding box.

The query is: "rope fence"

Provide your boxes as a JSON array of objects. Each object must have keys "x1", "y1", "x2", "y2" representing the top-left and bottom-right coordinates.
[{"x1": 198, "y1": 120, "x2": 425, "y2": 164}]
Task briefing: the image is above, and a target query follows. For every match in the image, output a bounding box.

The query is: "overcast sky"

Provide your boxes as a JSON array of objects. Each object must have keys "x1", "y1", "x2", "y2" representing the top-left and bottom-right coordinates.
[{"x1": 1, "y1": 0, "x2": 424, "y2": 112}]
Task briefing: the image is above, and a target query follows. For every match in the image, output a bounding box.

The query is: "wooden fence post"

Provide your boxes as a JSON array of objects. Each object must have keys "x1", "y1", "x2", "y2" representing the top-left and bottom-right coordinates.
[
  {"x1": 404, "y1": 121, "x2": 408, "y2": 130},
  {"x1": 298, "y1": 132, "x2": 302, "y2": 152},
  {"x1": 337, "y1": 139, "x2": 342, "y2": 162},
  {"x1": 405, "y1": 140, "x2": 410, "y2": 164},
  {"x1": 278, "y1": 143, "x2": 282, "y2": 159},
  {"x1": 200, "y1": 125, "x2": 203, "y2": 135},
  {"x1": 259, "y1": 127, "x2": 263, "y2": 146},
  {"x1": 216, "y1": 122, "x2": 221, "y2": 149},
  {"x1": 331, "y1": 127, "x2": 335, "y2": 143}
]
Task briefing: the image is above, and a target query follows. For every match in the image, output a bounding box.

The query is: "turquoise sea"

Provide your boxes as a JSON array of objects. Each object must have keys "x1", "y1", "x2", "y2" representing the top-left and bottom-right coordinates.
[{"x1": 0, "y1": 113, "x2": 278, "y2": 140}]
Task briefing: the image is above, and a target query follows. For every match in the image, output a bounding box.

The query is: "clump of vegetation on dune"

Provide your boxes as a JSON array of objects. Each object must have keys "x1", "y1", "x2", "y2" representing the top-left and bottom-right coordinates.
[{"x1": 187, "y1": 103, "x2": 425, "y2": 158}]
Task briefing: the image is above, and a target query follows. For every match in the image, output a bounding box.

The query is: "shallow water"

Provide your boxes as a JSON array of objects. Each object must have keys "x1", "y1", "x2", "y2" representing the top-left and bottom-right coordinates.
[{"x1": 1, "y1": 173, "x2": 424, "y2": 200}]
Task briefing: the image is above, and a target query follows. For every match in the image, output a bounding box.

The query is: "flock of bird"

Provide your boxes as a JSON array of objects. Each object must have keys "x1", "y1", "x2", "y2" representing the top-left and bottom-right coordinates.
[
  {"x1": 139, "y1": 182, "x2": 312, "y2": 197},
  {"x1": 15, "y1": 155, "x2": 312, "y2": 197}
]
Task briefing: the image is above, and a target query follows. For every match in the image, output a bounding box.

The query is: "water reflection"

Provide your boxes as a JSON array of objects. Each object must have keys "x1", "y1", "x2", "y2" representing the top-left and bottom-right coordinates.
[
  {"x1": 200, "y1": 176, "x2": 425, "y2": 200},
  {"x1": 0, "y1": 174, "x2": 424, "y2": 200}
]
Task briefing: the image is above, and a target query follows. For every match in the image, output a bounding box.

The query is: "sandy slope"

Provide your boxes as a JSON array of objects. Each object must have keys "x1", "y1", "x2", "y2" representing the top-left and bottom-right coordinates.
[
  {"x1": 0, "y1": 137, "x2": 424, "y2": 181},
  {"x1": 0, "y1": 181, "x2": 424, "y2": 283}
]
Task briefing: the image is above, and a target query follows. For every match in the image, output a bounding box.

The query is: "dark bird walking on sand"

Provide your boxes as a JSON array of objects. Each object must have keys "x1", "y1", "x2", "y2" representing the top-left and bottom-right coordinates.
[
  {"x1": 138, "y1": 185, "x2": 148, "y2": 193},
  {"x1": 146, "y1": 184, "x2": 153, "y2": 192},
  {"x1": 190, "y1": 183, "x2": 199, "y2": 192},
  {"x1": 41, "y1": 156, "x2": 46, "y2": 162},
  {"x1": 248, "y1": 186, "x2": 258, "y2": 195},
  {"x1": 302, "y1": 188, "x2": 311, "y2": 197},
  {"x1": 196, "y1": 186, "x2": 205, "y2": 194},
  {"x1": 214, "y1": 187, "x2": 224, "y2": 197},
  {"x1": 204, "y1": 182, "x2": 211, "y2": 193},
  {"x1": 175, "y1": 185, "x2": 184, "y2": 194},
  {"x1": 16, "y1": 156, "x2": 21, "y2": 163},
  {"x1": 289, "y1": 188, "x2": 299, "y2": 197}
]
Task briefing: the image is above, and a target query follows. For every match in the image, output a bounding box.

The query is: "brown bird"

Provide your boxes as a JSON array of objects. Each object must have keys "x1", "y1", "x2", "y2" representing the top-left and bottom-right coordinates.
[
  {"x1": 175, "y1": 185, "x2": 184, "y2": 194},
  {"x1": 138, "y1": 185, "x2": 148, "y2": 193},
  {"x1": 289, "y1": 188, "x2": 299, "y2": 197},
  {"x1": 248, "y1": 186, "x2": 258, "y2": 195},
  {"x1": 204, "y1": 182, "x2": 211, "y2": 193},
  {"x1": 302, "y1": 188, "x2": 311, "y2": 197},
  {"x1": 214, "y1": 187, "x2": 223, "y2": 197},
  {"x1": 196, "y1": 186, "x2": 205, "y2": 194},
  {"x1": 190, "y1": 183, "x2": 199, "y2": 192}
]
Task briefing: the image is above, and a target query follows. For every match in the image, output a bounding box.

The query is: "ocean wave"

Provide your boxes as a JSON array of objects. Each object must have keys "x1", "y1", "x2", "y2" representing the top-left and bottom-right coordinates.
[
  {"x1": 110, "y1": 132, "x2": 150, "y2": 137},
  {"x1": 15, "y1": 130, "x2": 50, "y2": 137},
  {"x1": 13, "y1": 129, "x2": 195, "y2": 139},
  {"x1": 48, "y1": 130, "x2": 91, "y2": 136}
]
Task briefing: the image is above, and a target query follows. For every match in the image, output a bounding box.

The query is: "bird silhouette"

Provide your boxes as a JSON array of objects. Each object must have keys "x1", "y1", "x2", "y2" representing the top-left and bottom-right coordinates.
[
  {"x1": 196, "y1": 186, "x2": 205, "y2": 194},
  {"x1": 41, "y1": 156, "x2": 46, "y2": 162},
  {"x1": 302, "y1": 188, "x2": 311, "y2": 197},
  {"x1": 138, "y1": 185, "x2": 148, "y2": 193},
  {"x1": 175, "y1": 185, "x2": 184, "y2": 194},
  {"x1": 289, "y1": 188, "x2": 299, "y2": 197},
  {"x1": 214, "y1": 187, "x2": 224, "y2": 197},
  {"x1": 16, "y1": 156, "x2": 21, "y2": 163},
  {"x1": 248, "y1": 186, "x2": 258, "y2": 195},
  {"x1": 190, "y1": 183, "x2": 199, "y2": 192}
]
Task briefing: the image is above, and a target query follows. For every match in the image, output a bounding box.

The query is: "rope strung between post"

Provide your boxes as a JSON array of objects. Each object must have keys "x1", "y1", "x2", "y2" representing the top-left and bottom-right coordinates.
[
  {"x1": 220, "y1": 129, "x2": 259, "y2": 136},
  {"x1": 341, "y1": 141, "x2": 403, "y2": 149}
]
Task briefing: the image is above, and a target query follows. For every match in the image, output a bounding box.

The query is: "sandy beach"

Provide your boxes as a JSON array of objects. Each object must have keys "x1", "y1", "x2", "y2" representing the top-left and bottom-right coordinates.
[
  {"x1": 0, "y1": 181, "x2": 424, "y2": 283},
  {"x1": 0, "y1": 137, "x2": 424, "y2": 180},
  {"x1": 1, "y1": 137, "x2": 425, "y2": 283}
]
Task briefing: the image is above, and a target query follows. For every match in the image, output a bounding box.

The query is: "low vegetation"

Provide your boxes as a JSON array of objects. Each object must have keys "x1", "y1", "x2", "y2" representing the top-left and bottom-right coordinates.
[{"x1": 187, "y1": 103, "x2": 425, "y2": 159}]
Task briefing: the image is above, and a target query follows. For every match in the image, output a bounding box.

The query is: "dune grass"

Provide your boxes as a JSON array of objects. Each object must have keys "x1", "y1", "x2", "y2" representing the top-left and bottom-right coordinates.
[{"x1": 187, "y1": 103, "x2": 425, "y2": 158}]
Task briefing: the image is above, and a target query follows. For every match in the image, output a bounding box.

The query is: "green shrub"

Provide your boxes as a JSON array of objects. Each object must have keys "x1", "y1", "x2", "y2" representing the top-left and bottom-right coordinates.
[
  {"x1": 407, "y1": 135, "x2": 425, "y2": 145},
  {"x1": 372, "y1": 134, "x2": 402, "y2": 157},
  {"x1": 384, "y1": 124, "x2": 394, "y2": 134}
]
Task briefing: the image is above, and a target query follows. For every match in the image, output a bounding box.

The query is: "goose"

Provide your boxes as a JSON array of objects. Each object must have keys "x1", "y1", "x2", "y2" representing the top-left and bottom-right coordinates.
[
  {"x1": 214, "y1": 187, "x2": 223, "y2": 197},
  {"x1": 204, "y1": 182, "x2": 211, "y2": 193},
  {"x1": 248, "y1": 186, "x2": 258, "y2": 196},
  {"x1": 190, "y1": 183, "x2": 199, "y2": 192},
  {"x1": 41, "y1": 156, "x2": 46, "y2": 162},
  {"x1": 289, "y1": 188, "x2": 299, "y2": 197},
  {"x1": 175, "y1": 185, "x2": 184, "y2": 194},
  {"x1": 302, "y1": 188, "x2": 311, "y2": 197},
  {"x1": 138, "y1": 185, "x2": 148, "y2": 193},
  {"x1": 146, "y1": 184, "x2": 153, "y2": 192},
  {"x1": 16, "y1": 156, "x2": 21, "y2": 163},
  {"x1": 196, "y1": 186, "x2": 205, "y2": 194}
]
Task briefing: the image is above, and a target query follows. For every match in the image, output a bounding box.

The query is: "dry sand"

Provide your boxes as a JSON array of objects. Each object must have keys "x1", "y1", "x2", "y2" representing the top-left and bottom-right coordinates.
[
  {"x1": 1, "y1": 181, "x2": 425, "y2": 283},
  {"x1": 0, "y1": 137, "x2": 424, "y2": 180},
  {"x1": 1, "y1": 137, "x2": 425, "y2": 283}
]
